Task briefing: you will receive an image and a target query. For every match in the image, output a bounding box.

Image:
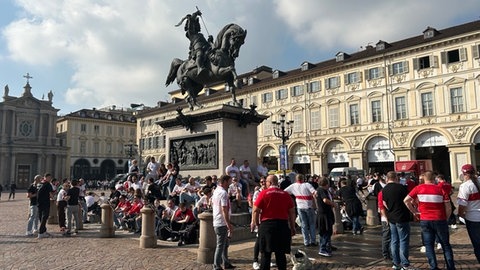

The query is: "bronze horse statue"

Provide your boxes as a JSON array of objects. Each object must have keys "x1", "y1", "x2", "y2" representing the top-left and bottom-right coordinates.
[{"x1": 166, "y1": 23, "x2": 247, "y2": 110}]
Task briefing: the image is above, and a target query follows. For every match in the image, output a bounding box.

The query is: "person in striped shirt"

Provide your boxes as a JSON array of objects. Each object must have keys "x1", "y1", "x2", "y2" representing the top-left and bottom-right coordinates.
[
  {"x1": 404, "y1": 170, "x2": 455, "y2": 270},
  {"x1": 457, "y1": 164, "x2": 480, "y2": 263}
]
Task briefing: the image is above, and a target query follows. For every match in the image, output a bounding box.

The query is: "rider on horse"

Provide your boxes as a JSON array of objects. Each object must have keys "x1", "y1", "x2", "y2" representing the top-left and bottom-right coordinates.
[{"x1": 176, "y1": 10, "x2": 213, "y2": 76}]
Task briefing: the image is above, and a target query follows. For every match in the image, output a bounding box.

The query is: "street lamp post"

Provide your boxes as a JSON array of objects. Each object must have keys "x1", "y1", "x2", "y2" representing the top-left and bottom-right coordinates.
[{"x1": 272, "y1": 114, "x2": 294, "y2": 181}]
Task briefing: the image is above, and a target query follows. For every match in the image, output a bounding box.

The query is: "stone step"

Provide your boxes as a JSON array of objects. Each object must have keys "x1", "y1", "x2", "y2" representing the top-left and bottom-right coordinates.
[{"x1": 230, "y1": 212, "x2": 251, "y2": 226}]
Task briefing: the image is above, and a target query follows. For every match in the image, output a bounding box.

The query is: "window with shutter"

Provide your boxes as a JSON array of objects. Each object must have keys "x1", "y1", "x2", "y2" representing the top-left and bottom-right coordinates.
[
  {"x1": 459, "y1": 48, "x2": 467, "y2": 61},
  {"x1": 473, "y1": 45, "x2": 480, "y2": 59}
]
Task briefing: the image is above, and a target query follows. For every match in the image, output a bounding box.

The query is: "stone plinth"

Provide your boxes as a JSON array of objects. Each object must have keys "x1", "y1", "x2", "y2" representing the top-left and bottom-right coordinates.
[
  {"x1": 333, "y1": 199, "x2": 344, "y2": 234},
  {"x1": 157, "y1": 104, "x2": 267, "y2": 177},
  {"x1": 100, "y1": 203, "x2": 115, "y2": 238},
  {"x1": 197, "y1": 212, "x2": 215, "y2": 264},
  {"x1": 366, "y1": 196, "x2": 379, "y2": 225},
  {"x1": 139, "y1": 206, "x2": 156, "y2": 248},
  {"x1": 47, "y1": 199, "x2": 58, "y2": 224}
]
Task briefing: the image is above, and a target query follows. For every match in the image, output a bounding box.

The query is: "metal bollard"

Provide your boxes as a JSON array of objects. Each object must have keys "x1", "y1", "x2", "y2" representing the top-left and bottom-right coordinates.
[
  {"x1": 366, "y1": 196, "x2": 379, "y2": 225},
  {"x1": 139, "y1": 205, "x2": 156, "y2": 248},
  {"x1": 100, "y1": 203, "x2": 115, "y2": 238},
  {"x1": 197, "y1": 212, "x2": 215, "y2": 264},
  {"x1": 332, "y1": 199, "x2": 344, "y2": 234}
]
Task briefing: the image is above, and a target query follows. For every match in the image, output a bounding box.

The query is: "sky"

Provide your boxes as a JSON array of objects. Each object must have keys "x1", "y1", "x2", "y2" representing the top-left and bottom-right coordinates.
[{"x1": 0, "y1": 0, "x2": 478, "y2": 115}]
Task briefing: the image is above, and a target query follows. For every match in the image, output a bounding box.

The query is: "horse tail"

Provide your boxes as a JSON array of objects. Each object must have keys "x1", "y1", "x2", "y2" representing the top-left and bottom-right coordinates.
[{"x1": 165, "y1": 58, "x2": 183, "y2": 86}]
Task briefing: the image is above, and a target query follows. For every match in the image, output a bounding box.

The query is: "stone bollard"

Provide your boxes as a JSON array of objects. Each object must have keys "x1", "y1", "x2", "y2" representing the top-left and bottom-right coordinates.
[
  {"x1": 47, "y1": 199, "x2": 58, "y2": 224},
  {"x1": 197, "y1": 212, "x2": 216, "y2": 264},
  {"x1": 139, "y1": 205, "x2": 156, "y2": 248},
  {"x1": 366, "y1": 195, "x2": 379, "y2": 225},
  {"x1": 78, "y1": 204, "x2": 84, "y2": 230},
  {"x1": 100, "y1": 203, "x2": 115, "y2": 238},
  {"x1": 332, "y1": 199, "x2": 344, "y2": 234}
]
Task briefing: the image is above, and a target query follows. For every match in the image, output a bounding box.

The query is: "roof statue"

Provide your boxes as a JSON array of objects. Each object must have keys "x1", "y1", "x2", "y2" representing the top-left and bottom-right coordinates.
[{"x1": 166, "y1": 8, "x2": 247, "y2": 110}]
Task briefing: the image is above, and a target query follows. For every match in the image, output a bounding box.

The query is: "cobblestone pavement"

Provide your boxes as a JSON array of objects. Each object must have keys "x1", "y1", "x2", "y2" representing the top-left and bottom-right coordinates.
[{"x1": 1, "y1": 193, "x2": 479, "y2": 269}]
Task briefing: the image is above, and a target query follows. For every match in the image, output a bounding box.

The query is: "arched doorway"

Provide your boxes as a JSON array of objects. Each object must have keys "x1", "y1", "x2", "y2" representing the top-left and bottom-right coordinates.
[
  {"x1": 325, "y1": 140, "x2": 349, "y2": 171},
  {"x1": 291, "y1": 143, "x2": 310, "y2": 174},
  {"x1": 73, "y1": 159, "x2": 91, "y2": 179},
  {"x1": 100, "y1": 159, "x2": 116, "y2": 180},
  {"x1": 473, "y1": 131, "x2": 480, "y2": 171},
  {"x1": 260, "y1": 146, "x2": 278, "y2": 171},
  {"x1": 414, "y1": 131, "x2": 451, "y2": 180},
  {"x1": 366, "y1": 136, "x2": 394, "y2": 174}
]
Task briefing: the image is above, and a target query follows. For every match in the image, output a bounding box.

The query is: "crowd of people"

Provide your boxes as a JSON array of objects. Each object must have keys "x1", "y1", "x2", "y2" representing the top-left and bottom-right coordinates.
[{"x1": 17, "y1": 158, "x2": 480, "y2": 270}]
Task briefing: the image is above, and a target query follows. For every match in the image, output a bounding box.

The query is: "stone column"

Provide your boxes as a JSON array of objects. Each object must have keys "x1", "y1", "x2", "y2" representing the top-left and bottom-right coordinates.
[
  {"x1": 139, "y1": 206, "x2": 156, "y2": 248},
  {"x1": 47, "y1": 199, "x2": 58, "y2": 224},
  {"x1": 197, "y1": 212, "x2": 215, "y2": 264},
  {"x1": 100, "y1": 203, "x2": 115, "y2": 238},
  {"x1": 366, "y1": 196, "x2": 379, "y2": 225},
  {"x1": 332, "y1": 199, "x2": 344, "y2": 234}
]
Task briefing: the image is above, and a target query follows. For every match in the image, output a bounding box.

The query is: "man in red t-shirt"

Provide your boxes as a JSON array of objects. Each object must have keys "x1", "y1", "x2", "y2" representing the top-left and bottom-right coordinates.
[
  {"x1": 251, "y1": 175, "x2": 295, "y2": 270},
  {"x1": 404, "y1": 171, "x2": 455, "y2": 270}
]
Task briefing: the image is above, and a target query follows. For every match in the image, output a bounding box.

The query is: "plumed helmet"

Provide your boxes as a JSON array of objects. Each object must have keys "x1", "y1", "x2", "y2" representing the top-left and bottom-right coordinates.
[{"x1": 461, "y1": 164, "x2": 475, "y2": 174}]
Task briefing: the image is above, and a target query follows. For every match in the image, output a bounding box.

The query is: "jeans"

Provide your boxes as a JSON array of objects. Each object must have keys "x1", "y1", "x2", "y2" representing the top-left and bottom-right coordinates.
[
  {"x1": 352, "y1": 215, "x2": 362, "y2": 233},
  {"x1": 466, "y1": 219, "x2": 480, "y2": 263},
  {"x1": 168, "y1": 176, "x2": 176, "y2": 194},
  {"x1": 420, "y1": 220, "x2": 455, "y2": 270},
  {"x1": 298, "y1": 208, "x2": 316, "y2": 245},
  {"x1": 26, "y1": 205, "x2": 39, "y2": 233},
  {"x1": 67, "y1": 205, "x2": 80, "y2": 233},
  {"x1": 213, "y1": 226, "x2": 230, "y2": 269},
  {"x1": 179, "y1": 193, "x2": 197, "y2": 205},
  {"x1": 389, "y1": 222, "x2": 410, "y2": 267},
  {"x1": 319, "y1": 229, "x2": 332, "y2": 253},
  {"x1": 381, "y1": 221, "x2": 391, "y2": 258},
  {"x1": 38, "y1": 206, "x2": 50, "y2": 234}
]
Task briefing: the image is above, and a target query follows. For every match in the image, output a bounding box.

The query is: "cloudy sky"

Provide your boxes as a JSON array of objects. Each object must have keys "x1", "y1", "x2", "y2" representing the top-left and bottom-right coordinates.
[{"x1": 0, "y1": 0, "x2": 478, "y2": 114}]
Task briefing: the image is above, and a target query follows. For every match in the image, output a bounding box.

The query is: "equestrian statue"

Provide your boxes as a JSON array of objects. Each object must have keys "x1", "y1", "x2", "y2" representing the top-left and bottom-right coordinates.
[{"x1": 165, "y1": 9, "x2": 247, "y2": 110}]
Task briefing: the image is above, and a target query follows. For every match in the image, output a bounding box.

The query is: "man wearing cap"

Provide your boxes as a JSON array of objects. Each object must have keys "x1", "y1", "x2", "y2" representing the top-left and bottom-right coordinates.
[
  {"x1": 404, "y1": 170, "x2": 455, "y2": 270},
  {"x1": 457, "y1": 164, "x2": 480, "y2": 263},
  {"x1": 26, "y1": 175, "x2": 42, "y2": 236}
]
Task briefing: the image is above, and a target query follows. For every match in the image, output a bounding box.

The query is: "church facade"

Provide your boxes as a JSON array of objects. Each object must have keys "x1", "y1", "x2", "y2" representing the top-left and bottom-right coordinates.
[{"x1": 0, "y1": 80, "x2": 68, "y2": 188}]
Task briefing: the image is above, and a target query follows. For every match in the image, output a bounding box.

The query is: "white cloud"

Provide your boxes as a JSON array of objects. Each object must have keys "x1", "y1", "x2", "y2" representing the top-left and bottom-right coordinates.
[{"x1": 2, "y1": 0, "x2": 479, "y2": 112}]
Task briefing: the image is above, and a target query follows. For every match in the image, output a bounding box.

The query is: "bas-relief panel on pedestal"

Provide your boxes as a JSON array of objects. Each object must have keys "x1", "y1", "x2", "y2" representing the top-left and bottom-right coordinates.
[{"x1": 169, "y1": 133, "x2": 218, "y2": 170}]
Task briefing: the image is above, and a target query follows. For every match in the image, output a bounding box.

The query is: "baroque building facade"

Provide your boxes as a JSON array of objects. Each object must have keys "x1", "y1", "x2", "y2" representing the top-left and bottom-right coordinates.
[
  {"x1": 138, "y1": 20, "x2": 480, "y2": 184},
  {"x1": 56, "y1": 106, "x2": 137, "y2": 180},
  {"x1": 0, "y1": 81, "x2": 68, "y2": 188}
]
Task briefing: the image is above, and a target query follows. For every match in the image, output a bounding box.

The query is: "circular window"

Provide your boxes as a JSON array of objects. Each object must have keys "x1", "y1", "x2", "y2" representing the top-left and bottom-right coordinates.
[
  {"x1": 93, "y1": 158, "x2": 99, "y2": 164},
  {"x1": 118, "y1": 159, "x2": 123, "y2": 164}
]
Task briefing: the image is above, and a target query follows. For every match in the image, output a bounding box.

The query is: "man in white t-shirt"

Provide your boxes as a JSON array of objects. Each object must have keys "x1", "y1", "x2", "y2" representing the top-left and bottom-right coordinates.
[
  {"x1": 146, "y1": 157, "x2": 160, "y2": 181},
  {"x1": 225, "y1": 158, "x2": 240, "y2": 178},
  {"x1": 212, "y1": 175, "x2": 234, "y2": 270},
  {"x1": 284, "y1": 173, "x2": 317, "y2": 246},
  {"x1": 256, "y1": 161, "x2": 268, "y2": 179},
  {"x1": 239, "y1": 160, "x2": 255, "y2": 198}
]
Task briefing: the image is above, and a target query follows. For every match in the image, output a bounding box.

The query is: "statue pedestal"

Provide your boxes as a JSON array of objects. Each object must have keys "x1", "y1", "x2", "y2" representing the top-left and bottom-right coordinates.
[{"x1": 158, "y1": 104, "x2": 267, "y2": 178}]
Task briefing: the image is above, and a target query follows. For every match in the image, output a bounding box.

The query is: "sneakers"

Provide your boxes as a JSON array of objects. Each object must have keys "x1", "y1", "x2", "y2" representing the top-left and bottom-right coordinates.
[
  {"x1": 450, "y1": 224, "x2": 458, "y2": 229},
  {"x1": 419, "y1": 246, "x2": 426, "y2": 253},
  {"x1": 25, "y1": 231, "x2": 34, "y2": 237},
  {"x1": 401, "y1": 266, "x2": 417, "y2": 270},
  {"x1": 252, "y1": 262, "x2": 260, "y2": 270},
  {"x1": 223, "y1": 263, "x2": 236, "y2": 269},
  {"x1": 318, "y1": 251, "x2": 332, "y2": 257},
  {"x1": 436, "y1": 243, "x2": 442, "y2": 250},
  {"x1": 32, "y1": 229, "x2": 38, "y2": 234},
  {"x1": 270, "y1": 262, "x2": 276, "y2": 267},
  {"x1": 37, "y1": 232, "x2": 51, "y2": 238}
]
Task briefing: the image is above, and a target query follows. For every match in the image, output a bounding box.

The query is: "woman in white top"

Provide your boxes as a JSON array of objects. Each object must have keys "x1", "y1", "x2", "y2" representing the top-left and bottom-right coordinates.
[{"x1": 56, "y1": 182, "x2": 70, "y2": 233}]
